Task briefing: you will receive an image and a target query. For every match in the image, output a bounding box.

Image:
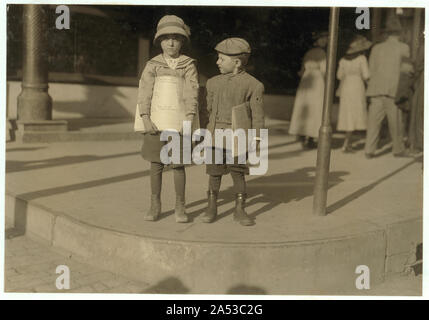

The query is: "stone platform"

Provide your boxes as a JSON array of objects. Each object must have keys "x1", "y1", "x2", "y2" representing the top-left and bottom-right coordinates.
[
  {"x1": 9, "y1": 118, "x2": 141, "y2": 143},
  {"x1": 4, "y1": 130, "x2": 423, "y2": 295}
]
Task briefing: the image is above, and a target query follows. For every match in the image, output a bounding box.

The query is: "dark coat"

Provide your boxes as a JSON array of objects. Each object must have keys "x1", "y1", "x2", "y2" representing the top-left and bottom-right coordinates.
[{"x1": 205, "y1": 70, "x2": 265, "y2": 134}]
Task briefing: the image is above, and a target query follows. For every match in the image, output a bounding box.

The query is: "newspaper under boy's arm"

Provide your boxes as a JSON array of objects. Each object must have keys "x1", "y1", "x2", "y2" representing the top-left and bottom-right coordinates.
[{"x1": 249, "y1": 82, "x2": 265, "y2": 140}]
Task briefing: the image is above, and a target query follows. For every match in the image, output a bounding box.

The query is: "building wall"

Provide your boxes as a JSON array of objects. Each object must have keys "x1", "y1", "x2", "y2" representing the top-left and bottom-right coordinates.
[
  {"x1": 7, "y1": 81, "x2": 297, "y2": 121},
  {"x1": 7, "y1": 81, "x2": 137, "y2": 119}
]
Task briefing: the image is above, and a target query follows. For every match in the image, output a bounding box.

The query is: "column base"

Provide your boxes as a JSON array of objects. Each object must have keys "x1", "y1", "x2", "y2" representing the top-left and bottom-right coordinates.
[
  {"x1": 15, "y1": 120, "x2": 68, "y2": 143},
  {"x1": 17, "y1": 88, "x2": 53, "y2": 121}
]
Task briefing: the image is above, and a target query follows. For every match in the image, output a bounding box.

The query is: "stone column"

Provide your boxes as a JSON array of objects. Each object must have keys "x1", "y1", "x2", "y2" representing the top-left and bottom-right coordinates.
[
  {"x1": 371, "y1": 7, "x2": 382, "y2": 43},
  {"x1": 16, "y1": 5, "x2": 67, "y2": 143},
  {"x1": 411, "y1": 8, "x2": 422, "y2": 61},
  {"x1": 17, "y1": 4, "x2": 52, "y2": 121},
  {"x1": 138, "y1": 35, "x2": 150, "y2": 77}
]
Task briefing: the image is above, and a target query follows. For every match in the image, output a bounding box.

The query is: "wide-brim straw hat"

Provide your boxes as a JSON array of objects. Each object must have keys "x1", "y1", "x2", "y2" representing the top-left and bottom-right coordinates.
[
  {"x1": 346, "y1": 35, "x2": 372, "y2": 54},
  {"x1": 153, "y1": 15, "x2": 191, "y2": 44}
]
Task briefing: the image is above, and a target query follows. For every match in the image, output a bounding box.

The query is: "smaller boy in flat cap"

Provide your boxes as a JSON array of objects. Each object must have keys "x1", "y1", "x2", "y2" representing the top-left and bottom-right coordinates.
[{"x1": 201, "y1": 38, "x2": 265, "y2": 226}]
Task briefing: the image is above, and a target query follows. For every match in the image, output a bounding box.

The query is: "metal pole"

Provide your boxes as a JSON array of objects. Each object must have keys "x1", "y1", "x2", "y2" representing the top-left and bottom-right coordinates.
[
  {"x1": 17, "y1": 4, "x2": 52, "y2": 121},
  {"x1": 313, "y1": 7, "x2": 340, "y2": 216}
]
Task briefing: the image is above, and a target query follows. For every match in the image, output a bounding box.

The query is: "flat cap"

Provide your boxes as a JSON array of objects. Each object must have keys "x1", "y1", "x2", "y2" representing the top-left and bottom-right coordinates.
[{"x1": 215, "y1": 38, "x2": 251, "y2": 55}]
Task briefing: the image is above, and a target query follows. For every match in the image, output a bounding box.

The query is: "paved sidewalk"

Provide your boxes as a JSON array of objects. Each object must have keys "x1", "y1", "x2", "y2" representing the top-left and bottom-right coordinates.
[
  {"x1": 4, "y1": 235, "x2": 422, "y2": 295},
  {"x1": 361, "y1": 274, "x2": 422, "y2": 296},
  {"x1": 4, "y1": 123, "x2": 423, "y2": 294},
  {"x1": 5, "y1": 130, "x2": 423, "y2": 243},
  {"x1": 4, "y1": 236, "x2": 150, "y2": 293}
]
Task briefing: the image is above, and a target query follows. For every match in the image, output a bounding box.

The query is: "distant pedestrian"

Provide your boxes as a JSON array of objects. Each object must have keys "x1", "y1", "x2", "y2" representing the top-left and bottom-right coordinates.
[
  {"x1": 364, "y1": 17, "x2": 413, "y2": 158},
  {"x1": 137, "y1": 15, "x2": 199, "y2": 222},
  {"x1": 289, "y1": 31, "x2": 328, "y2": 149},
  {"x1": 336, "y1": 35, "x2": 371, "y2": 153}
]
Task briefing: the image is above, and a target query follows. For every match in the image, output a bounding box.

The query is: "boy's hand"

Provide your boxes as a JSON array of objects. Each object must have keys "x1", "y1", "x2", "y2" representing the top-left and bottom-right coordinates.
[
  {"x1": 250, "y1": 138, "x2": 260, "y2": 154},
  {"x1": 255, "y1": 139, "x2": 261, "y2": 154},
  {"x1": 142, "y1": 115, "x2": 159, "y2": 134}
]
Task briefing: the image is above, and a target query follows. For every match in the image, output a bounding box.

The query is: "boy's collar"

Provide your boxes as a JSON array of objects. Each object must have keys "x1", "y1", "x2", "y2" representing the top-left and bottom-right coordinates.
[{"x1": 225, "y1": 69, "x2": 245, "y2": 77}]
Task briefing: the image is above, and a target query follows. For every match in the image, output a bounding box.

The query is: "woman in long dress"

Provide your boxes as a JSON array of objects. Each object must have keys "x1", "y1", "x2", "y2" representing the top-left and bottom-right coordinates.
[
  {"x1": 289, "y1": 32, "x2": 328, "y2": 149},
  {"x1": 336, "y1": 35, "x2": 372, "y2": 152}
]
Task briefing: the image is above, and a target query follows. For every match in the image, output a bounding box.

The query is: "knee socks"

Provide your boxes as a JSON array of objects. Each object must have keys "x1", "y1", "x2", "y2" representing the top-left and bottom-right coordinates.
[
  {"x1": 150, "y1": 162, "x2": 186, "y2": 199},
  {"x1": 150, "y1": 162, "x2": 164, "y2": 195},
  {"x1": 230, "y1": 170, "x2": 246, "y2": 194},
  {"x1": 208, "y1": 172, "x2": 246, "y2": 194},
  {"x1": 173, "y1": 166, "x2": 185, "y2": 199},
  {"x1": 209, "y1": 175, "x2": 222, "y2": 193}
]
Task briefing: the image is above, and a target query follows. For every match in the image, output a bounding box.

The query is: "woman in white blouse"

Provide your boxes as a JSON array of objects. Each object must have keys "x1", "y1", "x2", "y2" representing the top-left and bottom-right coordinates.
[{"x1": 336, "y1": 35, "x2": 372, "y2": 153}]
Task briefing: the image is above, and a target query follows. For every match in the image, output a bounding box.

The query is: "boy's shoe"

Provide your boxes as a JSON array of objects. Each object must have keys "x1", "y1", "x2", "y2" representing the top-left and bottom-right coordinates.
[
  {"x1": 233, "y1": 193, "x2": 254, "y2": 226},
  {"x1": 175, "y1": 195, "x2": 189, "y2": 223},
  {"x1": 144, "y1": 194, "x2": 161, "y2": 221},
  {"x1": 365, "y1": 153, "x2": 375, "y2": 159},
  {"x1": 201, "y1": 190, "x2": 218, "y2": 223}
]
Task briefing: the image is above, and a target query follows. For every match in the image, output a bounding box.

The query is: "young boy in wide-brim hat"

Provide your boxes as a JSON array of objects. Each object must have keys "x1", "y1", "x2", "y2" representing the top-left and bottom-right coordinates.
[
  {"x1": 201, "y1": 38, "x2": 265, "y2": 226},
  {"x1": 137, "y1": 15, "x2": 199, "y2": 223}
]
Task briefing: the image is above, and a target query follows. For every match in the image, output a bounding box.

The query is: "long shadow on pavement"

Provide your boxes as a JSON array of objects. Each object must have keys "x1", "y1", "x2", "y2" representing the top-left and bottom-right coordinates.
[
  {"x1": 168, "y1": 167, "x2": 349, "y2": 222},
  {"x1": 5, "y1": 140, "x2": 297, "y2": 174},
  {"x1": 5, "y1": 139, "x2": 301, "y2": 230},
  {"x1": 326, "y1": 157, "x2": 421, "y2": 214},
  {"x1": 6, "y1": 169, "x2": 151, "y2": 238},
  {"x1": 12, "y1": 169, "x2": 151, "y2": 202},
  {"x1": 6, "y1": 151, "x2": 141, "y2": 173},
  {"x1": 6, "y1": 147, "x2": 47, "y2": 153}
]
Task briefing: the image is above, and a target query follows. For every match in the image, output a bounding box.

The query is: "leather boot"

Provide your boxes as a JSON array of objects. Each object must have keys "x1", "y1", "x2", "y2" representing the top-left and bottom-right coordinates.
[
  {"x1": 233, "y1": 193, "x2": 254, "y2": 226},
  {"x1": 175, "y1": 195, "x2": 189, "y2": 223},
  {"x1": 201, "y1": 190, "x2": 218, "y2": 223},
  {"x1": 144, "y1": 194, "x2": 161, "y2": 221}
]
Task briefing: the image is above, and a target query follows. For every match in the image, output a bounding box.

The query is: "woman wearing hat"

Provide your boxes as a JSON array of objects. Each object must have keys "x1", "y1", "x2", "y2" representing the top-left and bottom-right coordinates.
[
  {"x1": 289, "y1": 31, "x2": 328, "y2": 149},
  {"x1": 336, "y1": 35, "x2": 372, "y2": 152},
  {"x1": 137, "y1": 15, "x2": 199, "y2": 223}
]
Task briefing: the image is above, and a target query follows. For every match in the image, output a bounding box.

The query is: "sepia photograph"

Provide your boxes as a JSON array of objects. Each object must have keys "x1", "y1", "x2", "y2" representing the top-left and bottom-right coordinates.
[{"x1": 2, "y1": 1, "x2": 425, "y2": 297}]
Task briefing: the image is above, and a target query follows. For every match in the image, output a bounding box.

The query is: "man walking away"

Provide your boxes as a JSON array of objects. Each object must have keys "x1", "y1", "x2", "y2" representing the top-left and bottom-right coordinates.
[{"x1": 365, "y1": 15, "x2": 413, "y2": 158}]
